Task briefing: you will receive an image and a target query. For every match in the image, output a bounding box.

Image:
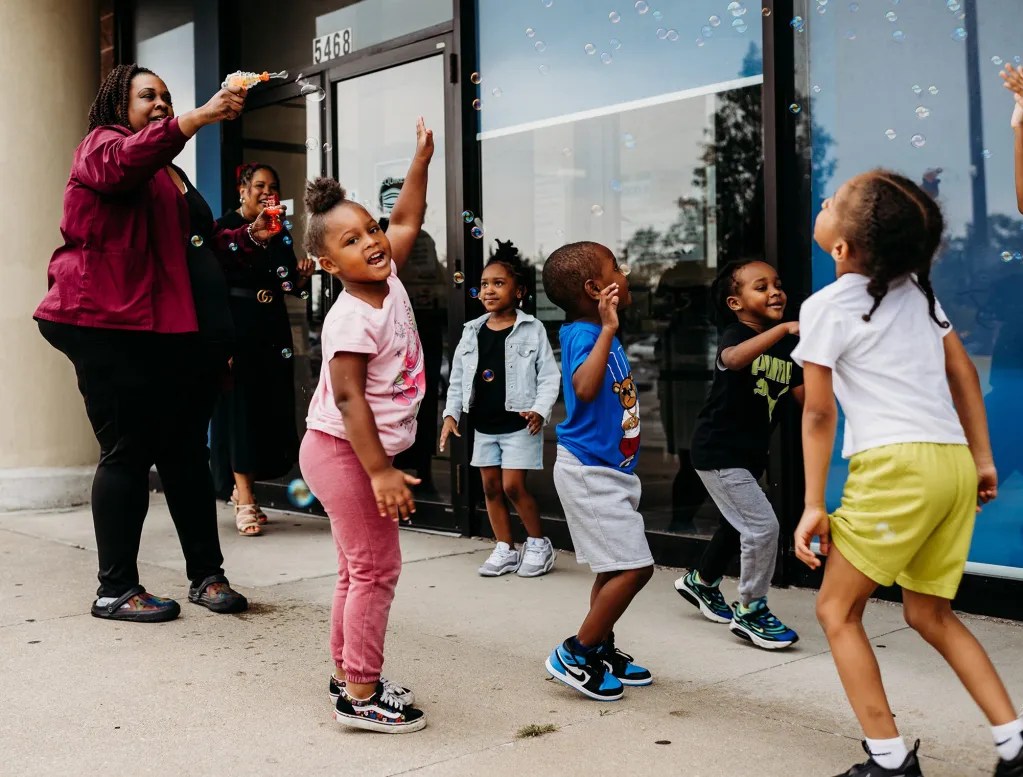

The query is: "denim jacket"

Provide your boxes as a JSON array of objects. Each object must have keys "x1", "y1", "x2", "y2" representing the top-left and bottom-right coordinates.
[{"x1": 443, "y1": 309, "x2": 561, "y2": 425}]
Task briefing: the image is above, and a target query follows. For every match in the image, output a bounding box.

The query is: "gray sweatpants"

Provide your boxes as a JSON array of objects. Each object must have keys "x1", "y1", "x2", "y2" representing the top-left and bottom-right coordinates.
[{"x1": 695, "y1": 468, "x2": 779, "y2": 605}]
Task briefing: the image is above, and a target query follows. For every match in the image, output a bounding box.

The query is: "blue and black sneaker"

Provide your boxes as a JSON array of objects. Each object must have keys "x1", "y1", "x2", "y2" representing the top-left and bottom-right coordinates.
[
  {"x1": 729, "y1": 597, "x2": 799, "y2": 650},
  {"x1": 674, "y1": 570, "x2": 733, "y2": 623},
  {"x1": 545, "y1": 638, "x2": 624, "y2": 701},
  {"x1": 598, "y1": 632, "x2": 652, "y2": 686}
]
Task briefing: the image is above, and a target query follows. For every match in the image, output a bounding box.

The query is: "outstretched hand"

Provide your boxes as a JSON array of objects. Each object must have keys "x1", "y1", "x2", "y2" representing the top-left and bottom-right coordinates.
[{"x1": 414, "y1": 116, "x2": 435, "y2": 164}]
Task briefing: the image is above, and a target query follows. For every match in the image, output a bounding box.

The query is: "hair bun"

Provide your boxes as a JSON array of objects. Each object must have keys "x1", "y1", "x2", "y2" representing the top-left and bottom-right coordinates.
[{"x1": 304, "y1": 177, "x2": 347, "y2": 215}]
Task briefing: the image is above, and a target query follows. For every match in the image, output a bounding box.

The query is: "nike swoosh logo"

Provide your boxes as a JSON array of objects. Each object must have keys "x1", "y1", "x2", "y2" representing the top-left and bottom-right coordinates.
[
  {"x1": 996, "y1": 738, "x2": 1012, "y2": 746},
  {"x1": 564, "y1": 664, "x2": 590, "y2": 684}
]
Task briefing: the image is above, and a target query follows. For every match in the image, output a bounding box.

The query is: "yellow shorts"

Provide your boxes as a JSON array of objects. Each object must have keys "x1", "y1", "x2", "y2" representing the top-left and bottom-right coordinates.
[{"x1": 830, "y1": 442, "x2": 977, "y2": 600}]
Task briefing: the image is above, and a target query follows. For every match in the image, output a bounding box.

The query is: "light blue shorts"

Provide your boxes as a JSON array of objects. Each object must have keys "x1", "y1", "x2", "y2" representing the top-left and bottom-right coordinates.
[{"x1": 471, "y1": 427, "x2": 544, "y2": 470}]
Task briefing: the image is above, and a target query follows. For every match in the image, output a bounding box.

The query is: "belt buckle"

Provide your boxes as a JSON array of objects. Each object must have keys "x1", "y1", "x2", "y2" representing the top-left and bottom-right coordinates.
[{"x1": 256, "y1": 289, "x2": 273, "y2": 304}]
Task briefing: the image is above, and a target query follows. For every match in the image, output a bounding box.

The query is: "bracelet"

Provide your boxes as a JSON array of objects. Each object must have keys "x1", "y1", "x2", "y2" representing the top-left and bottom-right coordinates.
[{"x1": 246, "y1": 222, "x2": 268, "y2": 248}]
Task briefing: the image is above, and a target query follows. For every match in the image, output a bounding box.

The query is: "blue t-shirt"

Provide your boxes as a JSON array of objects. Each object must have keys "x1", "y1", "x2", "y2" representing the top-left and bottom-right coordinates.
[{"x1": 555, "y1": 322, "x2": 641, "y2": 473}]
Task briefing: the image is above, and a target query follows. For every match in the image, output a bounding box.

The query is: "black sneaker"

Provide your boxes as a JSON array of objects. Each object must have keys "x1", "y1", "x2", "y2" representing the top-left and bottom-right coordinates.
[
  {"x1": 334, "y1": 682, "x2": 426, "y2": 733},
  {"x1": 995, "y1": 745, "x2": 1023, "y2": 776},
  {"x1": 674, "y1": 570, "x2": 733, "y2": 623},
  {"x1": 598, "y1": 632, "x2": 652, "y2": 686},
  {"x1": 833, "y1": 740, "x2": 923, "y2": 777},
  {"x1": 328, "y1": 674, "x2": 415, "y2": 706},
  {"x1": 545, "y1": 638, "x2": 624, "y2": 701}
]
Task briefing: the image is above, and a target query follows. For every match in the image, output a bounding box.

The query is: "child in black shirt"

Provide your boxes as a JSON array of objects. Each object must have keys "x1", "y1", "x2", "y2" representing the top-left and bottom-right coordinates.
[{"x1": 674, "y1": 259, "x2": 803, "y2": 649}]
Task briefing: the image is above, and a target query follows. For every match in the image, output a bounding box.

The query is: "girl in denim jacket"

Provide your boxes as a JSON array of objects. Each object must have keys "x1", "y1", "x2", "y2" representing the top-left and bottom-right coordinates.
[{"x1": 440, "y1": 251, "x2": 561, "y2": 577}]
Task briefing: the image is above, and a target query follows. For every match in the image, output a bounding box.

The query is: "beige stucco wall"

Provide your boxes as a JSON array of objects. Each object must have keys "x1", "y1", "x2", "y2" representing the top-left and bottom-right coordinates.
[{"x1": 0, "y1": 0, "x2": 100, "y2": 468}]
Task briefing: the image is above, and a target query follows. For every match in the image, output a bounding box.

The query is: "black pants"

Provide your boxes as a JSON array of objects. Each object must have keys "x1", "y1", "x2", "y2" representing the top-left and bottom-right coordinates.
[
  {"x1": 39, "y1": 321, "x2": 226, "y2": 598},
  {"x1": 697, "y1": 517, "x2": 742, "y2": 584}
]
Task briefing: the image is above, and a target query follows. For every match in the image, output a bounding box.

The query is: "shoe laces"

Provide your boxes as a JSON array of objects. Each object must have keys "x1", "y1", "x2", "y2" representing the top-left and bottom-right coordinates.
[
  {"x1": 380, "y1": 676, "x2": 408, "y2": 698},
  {"x1": 522, "y1": 539, "x2": 547, "y2": 566},
  {"x1": 378, "y1": 686, "x2": 408, "y2": 711}
]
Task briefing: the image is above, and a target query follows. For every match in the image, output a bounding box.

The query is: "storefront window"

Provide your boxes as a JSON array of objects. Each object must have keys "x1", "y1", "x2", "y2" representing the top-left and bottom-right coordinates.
[
  {"x1": 801, "y1": 0, "x2": 1023, "y2": 576},
  {"x1": 477, "y1": 0, "x2": 766, "y2": 536}
]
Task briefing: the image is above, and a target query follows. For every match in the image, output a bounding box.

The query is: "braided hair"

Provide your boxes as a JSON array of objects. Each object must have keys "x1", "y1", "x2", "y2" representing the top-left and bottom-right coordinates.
[
  {"x1": 710, "y1": 258, "x2": 761, "y2": 329},
  {"x1": 88, "y1": 64, "x2": 154, "y2": 132},
  {"x1": 485, "y1": 240, "x2": 530, "y2": 300},
  {"x1": 236, "y1": 162, "x2": 281, "y2": 189},
  {"x1": 839, "y1": 169, "x2": 948, "y2": 327}
]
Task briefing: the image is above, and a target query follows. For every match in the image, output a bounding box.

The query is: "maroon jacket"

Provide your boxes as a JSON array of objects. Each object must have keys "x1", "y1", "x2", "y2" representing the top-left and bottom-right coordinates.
[{"x1": 34, "y1": 117, "x2": 255, "y2": 333}]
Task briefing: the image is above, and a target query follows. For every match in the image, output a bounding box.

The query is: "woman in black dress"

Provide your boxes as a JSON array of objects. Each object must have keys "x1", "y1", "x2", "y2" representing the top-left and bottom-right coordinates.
[{"x1": 211, "y1": 163, "x2": 315, "y2": 535}]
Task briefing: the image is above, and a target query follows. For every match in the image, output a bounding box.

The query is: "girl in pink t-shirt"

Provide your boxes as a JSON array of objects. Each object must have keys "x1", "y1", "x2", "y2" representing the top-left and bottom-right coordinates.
[{"x1": 298, "y1": 118, "x2": 433, "y2": 734}]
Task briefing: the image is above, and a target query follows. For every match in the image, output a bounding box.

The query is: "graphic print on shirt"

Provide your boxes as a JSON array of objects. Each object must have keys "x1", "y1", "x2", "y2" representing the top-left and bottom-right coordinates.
[
  {"x1": 750, "y1": 352, "x2": 793, "y2": 421},
  {"x1": 609, "y1": 349, "x2": 641, "y2": 468},
  {"x1": 391, "y1": 297, "x2": 426, "y2": 423}
]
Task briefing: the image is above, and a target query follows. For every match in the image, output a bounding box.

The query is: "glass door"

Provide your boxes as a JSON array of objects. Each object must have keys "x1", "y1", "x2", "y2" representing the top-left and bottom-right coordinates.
[{"x1": 326, "y1": 40, "x2": 462, "y2": 531}]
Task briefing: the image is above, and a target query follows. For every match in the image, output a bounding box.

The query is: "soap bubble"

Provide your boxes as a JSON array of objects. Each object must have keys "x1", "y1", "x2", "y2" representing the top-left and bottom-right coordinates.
[
  {"x1": 299, "y1": 290, "x2": 310, "y2": 300},
  {"x1": 469, "y1": 287, "x2": 479, "y2": 298},
  {"x1": 789, "y1": 103, "x2": 801, "y2": 114},
  {"x1": 709, "y1": 15, "x2": 721, "y2": 26},
  {"x1": 762, "y1": 7, "x2": 772, "y2": 15},
  {"x1": 525, "y1": 27, "x2": 535, "y2": 38},
  {"x1": 322, "y1": 142, "x2": 332, "y2": 153},
  {"x1": 947, "y1": 0, "x2": 961, "y2": 10},
  {"x1": 912, "y1": 84, "x2": 923, "y2": 94},
  {"x1": 472, "y1": 98, "x2": 482, "y2": 110},
  {"x1": 462, "y1": 209, "x2": 475, "y2": 222},
  {"x1": 892, "y1": 30, "x2": 905, "y2": 42},
  {"x1": 610, "y1": 179, "x2": 623, "y2": 192},
  {"x1": 910, "y1": 134, "x2": 926, "y2": 148},
  {"x1": 982, "y1": 149, "x2": 992, "y2": 159},
  {"x1": 635, "y1": 0, "x2": 649, "y2": 13},
  {"x1": 928, "y1": 85, "x2": 939, "y2": 95},
  {"x1": 584, "y1": 43, "x2": 597, "y2": 54},
  {"x1": 491, "y1": 87, "x2": 503, "y2": 97},
  {"x1": 1001, "y1": 251, "x2": 1013, "y2": 262},
  {"x1": 728, "y1": 1, "x2": 747, "y2": 17},
  {"x1": 812, "y1": 84, "x2": 822, "y2": 94},
  {"x1": 284, "y1": 219, "x2": 293, "y2": 229},
  {"x1": 277, "y1": 266, "x2": 289, "y2": 278},
  {"x1": 281, "y1": 281, "x2": 293, "y2": 292},
  {"x1": 992, "y1": 56, "x2": 1003, "y2": 66},
  {"x1": 591, "y1": 204, "x2": 605, "y2": 216},
  {"x1": 657, "y1": 28, "x2": 668, "y2": 39},
  {"x1": 305, "y1": 138, "x2": 318, "y2": 151},
  {"x1": 538, "y1": 63, "x2": 550, "y2": 74},
  {"x1": 540, "y1": 0, "x2": 552, "y2": 6},
  {"x1": 846, "y1": 30, "x2": 857, "y2": 40},
  {"x1": 534, "y1": 40, "x2": 547, "y2": 52},
  {"x1": 667, "y1": 29, "x2": 679, "y2": 41},
  {"x1": 561, "y1": 146, "x2": 573, "y2": 156},
  {"x1": 191, "y1": 235, "x2": 203, "y2": 247},
  {"x1": 481, "y1": 369, "x2": 495, "y2": 382},
  {"x1": 453, "y1": 271, "x2": 465, "y2": 284},
  {"x1": 885, "y1": 128, "x2": 897, "y2": 140},
  {"x1": 609, "y1": 10, "x2": 620, "y2": 22},
  {"x1": 471, "y1": 72, "x2": 482, "y2": 83},
  {"x1": 701, "y1": 25, "x2": 713, "y2": 37},
  {"x1": 885, "y1": 11, "x2": 897, "y2": 22},
  {"x1": 951, "y1": 27, "x2": 966, "y2": 41},
  {"x1": 915, "y1": 106, "x2": 930, "y2": 119},
  {"x1": 733, "y1": 19, "x2": 748, "y2": 33},
  {"x1": 281, "y1": 348, "x2": 293, "y2": 359},
  {"x1": 601, "y1": 52, "x2": 613, "y2": 63},
  {"x1": 696, "y1": 37, "x2": 706, "y2": 47},
  {"x1": 622, "y1": 132, "x2": 637, "y2": 149},
  {"x1": 790, "y1": 16, "x2": 805, "y2": 31},
  {"x1": 610, "y1": 38, "x2": 622, "y2": 50},
  {"x1": 229, "y1": 242, "x2": 238, "y2": 251},
  {"x1": 653, "y1": 9, "x2": 663, "y2": 20},
  {"x1": 287, "y1": 478, "x2": 315, "y2": 508},
  {"x1": 283, "y1": 236, "x2": 293, "y2": 245},
  {"x1": 471, "y1": 226, "x2": 484, "y2": 239},
  {"x1": 301, "y1": 84, "x2": 326, "y2": 102}
]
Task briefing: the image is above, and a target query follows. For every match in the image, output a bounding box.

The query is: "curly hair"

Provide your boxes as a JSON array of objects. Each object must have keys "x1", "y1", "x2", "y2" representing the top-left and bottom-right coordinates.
[
  {"x1": 236, "y1": 162, "x2": 280, "y2": 189},
  {"x1": 839, "y1": 169, "x2": 948, "y2": 327},
  {"x1": 88, "y1": 64, "x2": 155, "y2": 132},
  {"x1": 485, "y1": 240, "x2": 530, "y2": 298},
  {"x1": 710, "y1": 258, "x2": 763, "y2": 329},
  {"x1": 303, "y1": 176, "x2": 352, "y2": 256},
  {"x1": 541, "y1": 241, "x2": 608, "y2": 314}
]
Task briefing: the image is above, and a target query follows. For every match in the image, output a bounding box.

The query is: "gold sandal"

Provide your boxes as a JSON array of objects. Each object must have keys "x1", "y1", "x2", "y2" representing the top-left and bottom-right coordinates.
[{"x1": 235, "y1": 504, "x2": 262, "y2": 536}]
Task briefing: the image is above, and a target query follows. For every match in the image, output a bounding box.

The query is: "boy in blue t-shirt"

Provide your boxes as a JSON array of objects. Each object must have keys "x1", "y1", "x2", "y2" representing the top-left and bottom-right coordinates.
[{"x1": 539, "y1": 241, "x2": 654, "y2": 702}]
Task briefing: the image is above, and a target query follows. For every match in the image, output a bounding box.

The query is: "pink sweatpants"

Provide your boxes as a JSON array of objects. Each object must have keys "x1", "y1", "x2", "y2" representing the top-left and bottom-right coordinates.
[{"x1": 299, "y1": 429, "x2": 402, "y2": 684}]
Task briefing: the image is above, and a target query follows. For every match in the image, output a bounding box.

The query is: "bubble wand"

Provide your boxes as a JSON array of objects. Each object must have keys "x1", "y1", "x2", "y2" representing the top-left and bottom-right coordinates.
[{"x1": 221, "y1": 70, "x2": 289, "y2": 90}]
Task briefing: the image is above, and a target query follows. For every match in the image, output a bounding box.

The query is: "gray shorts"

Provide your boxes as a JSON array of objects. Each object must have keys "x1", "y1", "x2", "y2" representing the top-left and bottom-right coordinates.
[{"x1": 553, "y1": 445, "x2": 653, "y2": 573}]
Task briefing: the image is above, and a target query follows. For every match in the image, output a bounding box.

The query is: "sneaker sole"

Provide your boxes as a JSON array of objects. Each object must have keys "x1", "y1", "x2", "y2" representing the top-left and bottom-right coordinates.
[
  {"x1": 544, "y1": 657, "x2": 624, "y2": 702},
  {"x1": 517, "y1": 553, "x2": 556, "y2": 578},
  {"x1": 673, "y1": 579, "x2": 732, "y2": 624},
  {"x1": 478, "y1": 563, "x2": 519, "y2": 577},
  {"x1": 618, "y1": 675, "x2": 653, "y2": 687},
  {"x1": 729, "y1": 621, "x2": 797, "y2": 650},
  {"x1": 333, "y1": 709, "x2": 427, "y2": 733}
]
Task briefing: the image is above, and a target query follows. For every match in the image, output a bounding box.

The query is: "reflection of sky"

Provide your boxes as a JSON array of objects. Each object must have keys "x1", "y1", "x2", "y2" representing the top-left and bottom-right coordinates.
[{"x1": 477, "y1": 0, "x2": 763, "y2": 133}]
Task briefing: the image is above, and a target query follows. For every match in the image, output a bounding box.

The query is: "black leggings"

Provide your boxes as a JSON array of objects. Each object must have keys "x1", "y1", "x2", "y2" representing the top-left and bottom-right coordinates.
[{"x1": 39, "y1": 321, "x2": 226, "y2": 598}]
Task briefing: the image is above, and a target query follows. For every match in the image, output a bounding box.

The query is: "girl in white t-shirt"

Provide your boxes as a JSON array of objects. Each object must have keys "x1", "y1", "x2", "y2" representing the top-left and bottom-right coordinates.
[
  {"x1": 792, "y1": 169, "x2": 1021, "y2": 776},
  {"x1": 298, "y1": 119, "x2": 432, "y2": 734}
]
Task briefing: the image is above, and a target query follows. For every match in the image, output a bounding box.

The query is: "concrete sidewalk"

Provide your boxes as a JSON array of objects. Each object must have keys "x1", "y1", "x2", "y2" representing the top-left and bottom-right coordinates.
[{"x1": 1, "y1": 497, "x2": 1020, "y2": 777}]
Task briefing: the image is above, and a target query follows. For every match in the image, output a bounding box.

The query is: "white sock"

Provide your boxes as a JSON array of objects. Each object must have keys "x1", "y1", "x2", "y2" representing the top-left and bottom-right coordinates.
[
  {"x1": 865, "y1": 736, "x2": 909, "y2": 770},
  {"x1": 992, "y1": 718, "x2": 1023, "y2": 761}
]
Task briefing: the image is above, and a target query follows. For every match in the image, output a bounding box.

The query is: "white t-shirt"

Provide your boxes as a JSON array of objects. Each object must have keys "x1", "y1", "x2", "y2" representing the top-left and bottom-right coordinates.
[
  {"x1": 791, "y1": 272, "x2": 967, "y2": 458},
  {"x1": 305, "y1": 263, "x2": 425, "y2": 456}
]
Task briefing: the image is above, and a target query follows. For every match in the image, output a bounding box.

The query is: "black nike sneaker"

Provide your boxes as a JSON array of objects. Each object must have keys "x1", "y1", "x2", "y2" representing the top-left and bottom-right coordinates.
[
  {"x1": 544, "y1": 637, "x2": 624, "y2": 701},
  {"x1": 833, "y1": 740, "x2": 923, "y2": 777}
]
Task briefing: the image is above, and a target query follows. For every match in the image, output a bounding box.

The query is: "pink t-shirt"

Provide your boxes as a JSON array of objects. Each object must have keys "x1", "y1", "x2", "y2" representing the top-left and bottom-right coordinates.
[{"x1": 305, "y1": 264, "x2": 425, "y2": 456}]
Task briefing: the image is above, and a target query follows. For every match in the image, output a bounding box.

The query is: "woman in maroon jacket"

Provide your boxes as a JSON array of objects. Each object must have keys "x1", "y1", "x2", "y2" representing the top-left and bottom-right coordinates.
[{"x1": 35, "y1": 64, "x2": 275, "y2": 622}]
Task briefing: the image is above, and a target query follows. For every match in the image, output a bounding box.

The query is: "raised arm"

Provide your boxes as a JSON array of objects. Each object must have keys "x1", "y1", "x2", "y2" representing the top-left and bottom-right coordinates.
[
  {"x1": 720, "y1": 321, "x2": 799, "y2": 370},
  {"x1": 330, "y1": 352, "x2": 419, "y2": 521},
  {"x1": 944, "y1": 331, "x2": 998, "y2": 504},
  {"x1": 386, "y1": 117, "x2": 435, "y2": 272}
]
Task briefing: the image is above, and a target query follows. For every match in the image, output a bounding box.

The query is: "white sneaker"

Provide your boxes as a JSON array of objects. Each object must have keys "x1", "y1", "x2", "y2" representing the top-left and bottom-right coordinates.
[
  {"x1": 517, "y1": 536, "x2": 555, "y2": 578},
  {"x1": 478, "y1": 542, "x2": 520, "y2": 576}
]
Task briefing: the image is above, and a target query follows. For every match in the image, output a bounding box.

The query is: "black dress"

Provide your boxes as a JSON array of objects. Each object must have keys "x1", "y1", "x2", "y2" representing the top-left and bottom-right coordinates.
[{"x1": 209, "y1": 209, "x2": 301, "y2": 495}]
